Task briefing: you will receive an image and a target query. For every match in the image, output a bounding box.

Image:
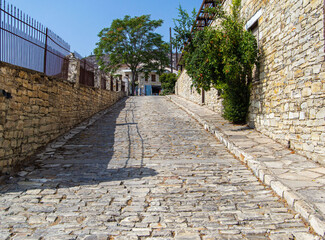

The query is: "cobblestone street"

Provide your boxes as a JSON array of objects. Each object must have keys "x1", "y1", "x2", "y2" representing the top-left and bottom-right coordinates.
[{"x1": 0, "y1": 97, "x2": 320, "y2": 240}]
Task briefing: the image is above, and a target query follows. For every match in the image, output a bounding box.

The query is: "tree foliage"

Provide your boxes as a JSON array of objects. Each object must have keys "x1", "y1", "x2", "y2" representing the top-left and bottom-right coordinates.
[
  {"x1": 172, "y1": 5, "x2": 197, "y2": 50},
  {"x1": 94, "y1": 15, "x2": 168, "y2": 95},
  {"x1": 141, "y1": 41, "x2": 170, "y2": 77},
  {"x1": 159, "y1": 72, "x2": 177, "y2": 95},
  {"x1": 184, "y1": 0, "x2": 258, "y2": 123}
]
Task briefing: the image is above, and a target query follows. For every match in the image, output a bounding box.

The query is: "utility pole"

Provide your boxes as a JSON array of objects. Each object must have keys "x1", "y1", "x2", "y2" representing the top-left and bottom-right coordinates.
[
  {"x1": 176, "y1": 47, "x2": 178, "y2": 71},
  {"x1": 170, "y1": 27, "x2": 173, "y2": 73}
]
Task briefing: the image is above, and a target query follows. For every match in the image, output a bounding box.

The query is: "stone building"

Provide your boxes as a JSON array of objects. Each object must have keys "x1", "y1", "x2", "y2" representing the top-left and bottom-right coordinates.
[
  {"x1": 176, "y1": 0, "x2": 325, "y2": 164},
  {"x1": 86, "y1": 55, "x2": 163, "y2": 96}
]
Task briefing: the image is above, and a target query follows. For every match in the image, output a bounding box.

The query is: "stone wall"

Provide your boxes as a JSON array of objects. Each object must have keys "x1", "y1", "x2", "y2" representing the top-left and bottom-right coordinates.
[
  {"x1": 175, "y1": 70, "x2": 202, "y2": 105},
  {"x1": 0, "y1": 62, "x2": 125, "y2": 174},
  {"x1": 176, "y1": 0, "x2": 325, "y2": 164},
  {"x1": 242, "y1": 0, "x2": 325, "y2": 164},
  {"x1": 175, "y1": 70, "x2": 223, "y2": 113}
]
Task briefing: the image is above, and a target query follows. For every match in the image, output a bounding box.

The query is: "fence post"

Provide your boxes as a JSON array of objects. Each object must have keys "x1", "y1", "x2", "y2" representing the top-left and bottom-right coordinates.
[
  {"x1": 43, "y1": 27, "x2": 48, "y2": 74},
  {"x1": 94, "y1": 68, "x2": 101, "y2": 89},
  {"x1": 67, "y1": 53, "x2": 80, "y2": 87},
  {"x1": 83, "y1": 59, "x2": 86, "y2": 85}
]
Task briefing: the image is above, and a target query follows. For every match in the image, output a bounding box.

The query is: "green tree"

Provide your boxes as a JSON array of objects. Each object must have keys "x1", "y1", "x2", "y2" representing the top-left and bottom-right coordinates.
[
  {"x1": 172, "y1": 5, "x2": 197, "y2": 50},
  {"x1": 159, "y1": 72, "x2": 177, "y2": 95},
  {"x1": 94, "y1": 15, "x2": 168, "y2": 95},
  {"x1": 184, "y1": 0, "x2": 258, "y2": 123},
  {"x1": 141, "y1": 41, "x2": 170, "y2": 77}
]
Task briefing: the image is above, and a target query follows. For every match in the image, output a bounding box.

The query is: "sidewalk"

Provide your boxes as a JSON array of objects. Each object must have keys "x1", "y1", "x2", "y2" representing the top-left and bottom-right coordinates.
[{"x1": 167, "y1": 95, "x2": 325, "y2": 237}]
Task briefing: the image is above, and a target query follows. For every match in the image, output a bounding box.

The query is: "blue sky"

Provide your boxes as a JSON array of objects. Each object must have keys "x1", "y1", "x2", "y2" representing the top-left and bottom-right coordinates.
[{"x1": 7, "y1": 0, "x2": 202, "y2": 57}]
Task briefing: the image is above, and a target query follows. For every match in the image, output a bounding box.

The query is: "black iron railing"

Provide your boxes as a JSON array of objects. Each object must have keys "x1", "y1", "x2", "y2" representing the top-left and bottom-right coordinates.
[
  {"x1": 0, "y1": 0, "x2": 97, "y2": 87},
  {"x1": 79, "y1": 59, "x2": 95, "y2": 87},
  {"x1": 101, "y1": 75, "x2": 107, "y2": 90},
  {"x1": 0, "y1": 0, "x2": 71, "y2": 79}
]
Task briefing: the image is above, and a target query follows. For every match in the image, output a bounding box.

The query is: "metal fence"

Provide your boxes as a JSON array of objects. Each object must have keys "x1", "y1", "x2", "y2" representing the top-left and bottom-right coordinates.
[
  {"x1": 101, "y1": 75, "x2": 107, "y2": 90},
  {"x1": 0, "y1": 0, "x2": 95, "y2": 85},
  {"x1": 0, "y1": 0, "x2": 71, "y2": 79},
  {"x1": 79, "y1": 59, "x2": 95, "y2": 87}
]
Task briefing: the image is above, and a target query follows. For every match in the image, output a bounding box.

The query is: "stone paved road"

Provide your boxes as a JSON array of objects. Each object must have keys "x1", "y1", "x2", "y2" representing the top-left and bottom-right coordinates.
[{"x1": 0, "y1": 97, "x2": 320, "y2": 240}]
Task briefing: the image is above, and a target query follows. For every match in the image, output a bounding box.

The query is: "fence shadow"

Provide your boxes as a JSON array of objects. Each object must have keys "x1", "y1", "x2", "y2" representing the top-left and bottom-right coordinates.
[{"x1": 0, "y1": 97, "x2": 157, "y2": 193}]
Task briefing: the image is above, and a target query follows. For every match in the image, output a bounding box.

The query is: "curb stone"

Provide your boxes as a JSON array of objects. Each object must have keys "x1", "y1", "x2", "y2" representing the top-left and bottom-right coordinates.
[{"x1": 166, "y1": 95, "x2": 325, "y2": 237}]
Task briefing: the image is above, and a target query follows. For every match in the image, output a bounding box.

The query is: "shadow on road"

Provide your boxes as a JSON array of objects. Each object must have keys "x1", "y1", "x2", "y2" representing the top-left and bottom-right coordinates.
[{"x1": 0, "y1": 97, "x2": 157, "y2": 194}]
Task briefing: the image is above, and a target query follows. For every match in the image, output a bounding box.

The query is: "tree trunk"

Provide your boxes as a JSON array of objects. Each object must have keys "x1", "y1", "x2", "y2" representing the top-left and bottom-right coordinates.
[{"x1": 131, "y1": 71, "x2": 136, "y2": 96}]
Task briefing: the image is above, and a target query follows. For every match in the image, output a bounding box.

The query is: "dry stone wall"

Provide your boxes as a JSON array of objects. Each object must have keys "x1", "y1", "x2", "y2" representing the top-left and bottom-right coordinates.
[
  {"x1": 176, "y1": 0, "x2": 325, "y2": 164},
  {"x1": 242, "y1": 0, "x2": 325, "y2": 164},
  {"x1": 175, "y1": 70, "x2": 223, "y2": 113},
  {"x1": 175, "y1": 70, "x2": 202, "y2": 105},
  {"x1": 0, "y1": 63, "x2": 124, "y2": 174}
]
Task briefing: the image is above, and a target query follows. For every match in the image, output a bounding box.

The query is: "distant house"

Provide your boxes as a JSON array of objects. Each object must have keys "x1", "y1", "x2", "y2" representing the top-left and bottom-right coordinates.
[{"x1": 85, "y1": 55, "x2": 174, "y2": 96}]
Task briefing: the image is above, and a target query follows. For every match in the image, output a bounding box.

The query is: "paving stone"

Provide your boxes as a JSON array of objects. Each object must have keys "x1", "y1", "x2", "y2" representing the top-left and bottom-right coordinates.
[
  {"x1": 168, "y1": 95, "x2": 325, "y2": 237},
  {"x1": 0, "y1": 97, "x2": 320, "y2": 238},
  {"x1": 0, "y1": 233, "x2": 11, "y2": 240}
]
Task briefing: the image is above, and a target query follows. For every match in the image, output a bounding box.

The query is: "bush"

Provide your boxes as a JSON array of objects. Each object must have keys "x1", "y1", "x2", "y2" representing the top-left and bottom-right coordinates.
[
  {"x1": 183, "y1": 0, "x2": 258, "y2": 124},
  {"x1": 159, "y1": 72, "x2": 177, "y2": 95}
]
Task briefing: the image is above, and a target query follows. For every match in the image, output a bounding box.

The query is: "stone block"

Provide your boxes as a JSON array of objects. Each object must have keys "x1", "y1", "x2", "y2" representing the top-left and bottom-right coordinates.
[
  {"x1": 0, "y1": 102, "x2": 6, "y2": 111},
  {"x1": 21, "y1": 95, "x2": 30, "y2": 104},
  {"x1": 294, "y1": 200, "x2": 313, "y2": 220},
  {"x1": 316, "y1": 155, "x2": 325, "y2": 165},
  {"x1": 32, "y1": 105, "x2": 39, "y2": 113},
  {"x1": 299, "y1": 112, "x2": 306, "y2": 120},
  {"x1": 303, "y1": 143, "x2": 315, "y2": 151},
  {"x1": 264, "y1": 174, "x2": 275, "y2": 185},
  {"x1": 311, "y1": 132, "x2": 320, "y2": 141},
  {"x1": 270, "y1": 181, "x2": 289, "y2": 197},
  {"x1": 316, "y1": 108, "x2": 325, "y2": 119},
  {"x1": 310, "y1": 109, "x2": 316, "y2": 119},
  {"x1": 308, "y1": 214, "x2": 325, "y2": 237},
  {"x1": 289, "y1": 112, "x2": 299, "y2": 119},
  {"x1": 311, "y1": 82, "x2": 322, "y2": 93},
  {"x1": 18, "y1": 70, "x2": 29, "y2": 79},
  {"x1": 0, "y1": 149, "x2": 4, "y2": 158},
  {"x1": 38, "y1": 91, "x2": 49, "y2": 100},
  {"x1": 302, "y1": 87, "x2": 312, "y2": 97},
  {"x1": 23, "y1": 128, "x2": 34, "y2": 136},
  {"x1": 294, "y1": 69, "x2": 304, "y2": 78}
]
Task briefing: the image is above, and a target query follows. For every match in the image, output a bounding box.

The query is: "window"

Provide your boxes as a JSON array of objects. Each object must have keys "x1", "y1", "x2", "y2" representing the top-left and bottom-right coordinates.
[
  {"x1": 246, "y1": 9, "x2": 262, "y2": 82},
  {"x1": 246, "y1": 9, "x2": 263, "y2": 47},
  {"x1": 145, "y1": 75, "x2": 148, "y2": 82},
  {"x1": 249, "y1": 23, "x2": 260, "y2": 82},
  {"x1": 249, "y1": 21, "x2": 260, "y2": 82},
  {"x1": 151, "y1": 74, "x2": 156, "y2": 82},
  {"x1": 249, "y1": 21, "x2": 259, "y2": 47}
]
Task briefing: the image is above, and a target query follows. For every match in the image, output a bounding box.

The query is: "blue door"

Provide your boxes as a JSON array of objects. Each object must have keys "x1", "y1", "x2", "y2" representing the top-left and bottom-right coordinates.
[{"x1": 145, "y1": 85, "x2": 152, "y2": 96}]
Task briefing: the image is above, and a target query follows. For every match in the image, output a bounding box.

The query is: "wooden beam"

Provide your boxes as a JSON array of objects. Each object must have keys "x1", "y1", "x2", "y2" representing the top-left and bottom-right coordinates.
[{"x1": 196, "y1": 16, "x2": 215, "y2": 21}]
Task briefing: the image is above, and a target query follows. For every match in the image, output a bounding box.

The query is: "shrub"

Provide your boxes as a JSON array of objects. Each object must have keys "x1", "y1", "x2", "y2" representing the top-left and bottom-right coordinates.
[
  {"x1": 159, "y1": 72, "x2": 177, "y2": 95},
  {"x1": 183, "y1": 0, "x2": 258, "y2": 124}
]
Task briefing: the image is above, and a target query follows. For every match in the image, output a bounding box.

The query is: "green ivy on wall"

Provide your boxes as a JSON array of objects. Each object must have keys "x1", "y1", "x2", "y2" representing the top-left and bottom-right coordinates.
[{"x1": 184, "y1": 0, "x2": 258, "y2": 124}]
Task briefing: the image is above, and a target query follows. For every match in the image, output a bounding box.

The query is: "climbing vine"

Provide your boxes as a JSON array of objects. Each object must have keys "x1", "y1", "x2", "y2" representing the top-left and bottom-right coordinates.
[{"x1": 184, "y1": 0, "x2": 258, "y2": 124}]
